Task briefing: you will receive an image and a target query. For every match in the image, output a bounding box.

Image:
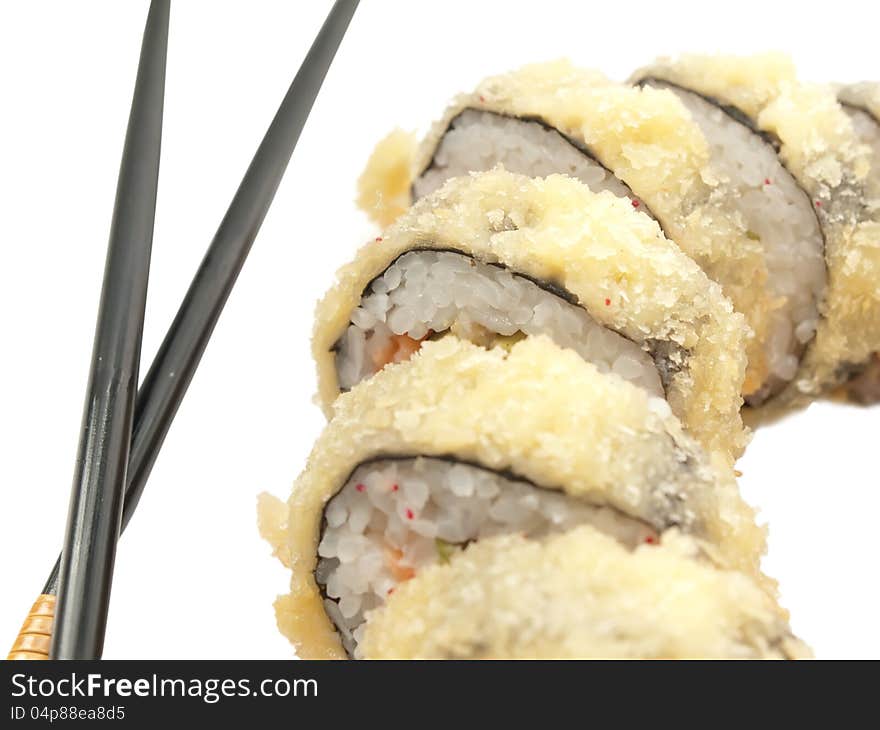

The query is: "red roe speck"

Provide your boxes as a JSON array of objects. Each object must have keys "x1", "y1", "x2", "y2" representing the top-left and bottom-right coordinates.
[
  {"x1": 631, "y1": 200, "x2": 640, "y2": 208},
  {"x1": 604, "y1": 298, "x2": 611, "y2": 306},
  {"x1": 355, "y1": 483, "x2": 365, "y2": 493},
  {"x1": 391, "y1": 483, "x2": 399, "y2": 492},
  {"x1": 405, "y1": 508, "x2": 414, "y2": 520}
]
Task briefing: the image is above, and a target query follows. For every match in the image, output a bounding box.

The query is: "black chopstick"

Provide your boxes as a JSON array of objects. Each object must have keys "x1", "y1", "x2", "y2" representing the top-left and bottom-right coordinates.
[
  {"x1": 50, "y1": 0, "x2": 171, "y2": 660},
  {"x1": 9, "y1": 0, "x2": 358, "y2": 660}
]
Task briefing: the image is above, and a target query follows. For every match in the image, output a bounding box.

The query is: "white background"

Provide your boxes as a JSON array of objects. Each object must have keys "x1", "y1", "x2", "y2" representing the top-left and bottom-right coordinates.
[{"x1": 0, "y1": 0, "x2": 877, "y2": 659}]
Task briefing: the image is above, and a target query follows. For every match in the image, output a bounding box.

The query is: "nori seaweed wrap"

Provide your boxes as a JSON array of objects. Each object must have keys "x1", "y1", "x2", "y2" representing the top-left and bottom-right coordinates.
[{"x1": 836, "y1": 81, "x2": 880, "y2": 403}]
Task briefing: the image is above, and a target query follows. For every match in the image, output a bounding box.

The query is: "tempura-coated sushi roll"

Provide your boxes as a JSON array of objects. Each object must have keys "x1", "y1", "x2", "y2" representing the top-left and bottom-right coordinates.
[
  {"x1": 358, "y1": 60, "x2": 806, "y2": 404},
  {"x1": 361, "y1": 527, "x2": 808, "y2": 659},
  {"x1": 259, "y1": 336, "x2": 765, "y2": 659},
  {"x1": 839, "y1": 83, "x2": 880, "y2": 201},
  {"x1": 632, "y1": 54, "x2": 880, "y2": 413},
  {"x1": 836, "y1": 82, "x2": 880, "y2": 403},
  {"x1": 320, "y1": 168, "x2": 750, "y2": 463}
]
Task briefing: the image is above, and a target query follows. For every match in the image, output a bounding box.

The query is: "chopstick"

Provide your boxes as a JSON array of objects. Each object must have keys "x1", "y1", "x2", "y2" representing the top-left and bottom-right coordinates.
[
  {"x1": 49, "y1": 0, "x2": 171, "y2": 660},
  {"x1": 8, "y1": 0, "x2": 359, "y2": 660},
  {"x1": 115, "y1": 0, "x2": 360, "y2": 536}
]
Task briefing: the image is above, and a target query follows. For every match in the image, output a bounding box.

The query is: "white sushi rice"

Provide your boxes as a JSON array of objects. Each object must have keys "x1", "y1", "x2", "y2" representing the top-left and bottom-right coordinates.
[
  {"x1": 645, "y1": 82, "x2": 826, "y2": 402},
  {"x1": 317, "y1": 457, "x2": 658, "y2": 657},
  {"x1": 414, "y1": 110, "x2": 638, "y2": 203},
  {"x1": 336, "y1": 250, "x2": 663, "y2": 396}
]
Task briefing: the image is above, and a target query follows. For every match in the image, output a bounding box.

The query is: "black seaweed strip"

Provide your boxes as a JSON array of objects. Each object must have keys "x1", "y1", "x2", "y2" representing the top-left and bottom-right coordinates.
[
  {"x1": 636, "y1": 76, "x2": 830, "y2": 406},
  {"x1": 330, "y1": 247, "x2": 682, "y2": 396},
  {"x1": 314, "y1": 452, "x2": 688, "y2": 655},
  {"x1": 413, "y1": 108, "x2": 661, "y2": 223}
]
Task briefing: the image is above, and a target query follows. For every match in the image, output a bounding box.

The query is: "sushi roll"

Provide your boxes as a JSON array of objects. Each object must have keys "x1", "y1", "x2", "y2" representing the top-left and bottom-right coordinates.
[
  {"x1": 259, "y1": 335, "x2": 767, "y2": 659},
  {"x1": 632, "y1": 54, "x2": 880, "y2": 413},
  {"x1": 836, "y1": 82, "x2": 880, "y2": 403},
  {"x1": 361, "y1": 526, "x2": 808, "y2": 659},
  {"x1": 839, "y1": 82, "x2": 880, "y2": 201},
  {"x1": 357, "y1": 60, "x2": 809, "y2": 405},
  {"x1": 320, "y1": 168, "x2": 750, "y2": 464}
]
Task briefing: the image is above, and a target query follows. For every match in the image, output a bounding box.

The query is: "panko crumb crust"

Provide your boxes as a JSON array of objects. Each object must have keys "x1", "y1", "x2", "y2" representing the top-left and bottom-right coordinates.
[
  {"x1": 321, "y1": 168, "x2": 749, "y2": 464},
  {"x1": 261, "y1": 336, "x2": 764, "y2": 659},
  {"x1": 363, "y1": 526, "x2": 807, "y2": 660}
]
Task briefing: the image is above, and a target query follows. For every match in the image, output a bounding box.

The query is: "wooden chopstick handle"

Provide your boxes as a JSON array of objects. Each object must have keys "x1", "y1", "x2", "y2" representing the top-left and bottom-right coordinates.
[{"x1": 7, "y1": 594, "x2": 56, "y2": 660}]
